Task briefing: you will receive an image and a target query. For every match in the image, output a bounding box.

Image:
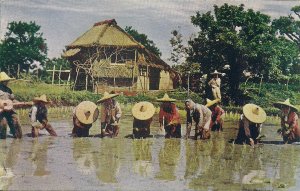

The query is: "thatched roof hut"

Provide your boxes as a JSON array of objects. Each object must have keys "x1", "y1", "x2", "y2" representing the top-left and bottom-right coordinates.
[{"x1": 63, "y1": 19, "x2": 179, "y2": 92}]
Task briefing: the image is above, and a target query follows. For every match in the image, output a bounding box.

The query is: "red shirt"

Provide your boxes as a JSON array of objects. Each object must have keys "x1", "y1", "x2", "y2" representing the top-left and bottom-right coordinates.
[
  {"x1": 159, "y1": 103, "x2": 181, "y2": 125},
  {"x1": 211, "y1": 106, "x2": 225, "y2": 122},
  {"x1": 281, "y1": 111, "x2": 300, "y2": 137}
]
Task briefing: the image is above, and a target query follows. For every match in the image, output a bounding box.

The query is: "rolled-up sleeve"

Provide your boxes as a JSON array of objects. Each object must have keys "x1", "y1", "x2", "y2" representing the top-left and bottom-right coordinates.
[{"x1": 30, "y1": 106, "x2": 38, "y2": 123}]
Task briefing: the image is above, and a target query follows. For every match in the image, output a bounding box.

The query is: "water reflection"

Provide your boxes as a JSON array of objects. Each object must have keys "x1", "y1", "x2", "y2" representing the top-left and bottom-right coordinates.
[
  {"x1": 0, "y1": 139, "x2": 22, "y2": 190},
  {"x1": 95, "y1": 139, "x2": 121, "y2": 183},
  {"x1": 72, "y1": 138, "x2": 121, "y2": 183},
  {"x1": 132, "y1": 140, "x2": 153, "y2": 177},
  {"x1": 73, "y1": 138, "x2": 95, "y2": 175},
  {"x1": 30, "y1": 138, "x2": 54, "y2": 176},
  {"x1": 155, "y1": 139, "x2": 181, "y2": 181}
]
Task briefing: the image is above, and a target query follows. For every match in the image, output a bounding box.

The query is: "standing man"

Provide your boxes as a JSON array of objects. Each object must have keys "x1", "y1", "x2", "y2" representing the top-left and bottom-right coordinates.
[
  {"x1": 274, "y1": 99, "x2": 300, "y2": 143},
  {"x1": 97, "y1": 92, "x2": 121, "y2": 138},
  {"x1": 72, "y1": 101, "x2": 99, "y2": 137},
  {"x1": 132, "y1": 101, "x2": 155, "y2": 139},
  {"x1": 0, "y1": 72, "x2": 22, "y2": 139},
  {"x1": 235, "y1": 104, "x2": 266, "y2": 146},
  {"x1": 185, "y1": 99, "x2": 212, "y2": 140},
  {"x1": 157, "y1": 93, "x2": 181, "y2": 138},
  {"x1": 30, "y1": 95, "x2": 57, "y2": 137},
  {"x1": 208, "y1": 70, "x2": 222, "y2": 100},
  {"x1": 205, "y1": 98, "x2": 225, "y2": 131}
]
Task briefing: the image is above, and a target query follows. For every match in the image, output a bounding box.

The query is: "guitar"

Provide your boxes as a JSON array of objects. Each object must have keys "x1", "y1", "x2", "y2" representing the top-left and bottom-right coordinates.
[{"x1": 0, "y1": 99, "x2": 33, "y2": 112}]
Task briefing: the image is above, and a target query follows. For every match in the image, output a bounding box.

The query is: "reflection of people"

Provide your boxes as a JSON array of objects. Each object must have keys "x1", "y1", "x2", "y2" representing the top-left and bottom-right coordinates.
[
  {"x1": 29, "y1": 95, "x2": 57, "y2": 137},
  {"x1": 72, "y1": 101, "x2": 99, "y2": 137},
  {"x1": 205, "y1": 98, "x2": 225, "y2": 132},
  {"x1": 132, "y1": 140, "x2": 153, "y2": 177},
  {"x1": 30, "y1": 138, "x2": 53, "y2": 176},
  {"x1": 0, "y1": 72, "x2": 22, "y2": 139},
  {"x1": 185, "y1": 99, "x2": 212, "y2": 140},
  {"x1": 95, "y1": 139, "x2": 121, "y2": 183},
  {"x1": 73, "y1": 138, "x2": 95, "y2": 175},
  {"x1": 235, "y1": 104, "x2": 266, "y2": 146},
  {"x1": 274, "y1": 99, "x2": 300, "y2": 143},
  {"x1": 155, "y1": 139, "x2": 181, "y2": 181},
  {"x1": 97, "y1": 92, "x2": 121, "y2": 138},
  {"x1": 208, "y1": 70, "x2": 221, "y2": 99},
  {"x1": 157, "y1": 94, "x2": 181, "y2": 138},
  {"x1": 132, "y1": 101, "x2": 155, "y2": 139},
  {"x1": 0, "y1": 139, "x2": 21, "y2": 190}
]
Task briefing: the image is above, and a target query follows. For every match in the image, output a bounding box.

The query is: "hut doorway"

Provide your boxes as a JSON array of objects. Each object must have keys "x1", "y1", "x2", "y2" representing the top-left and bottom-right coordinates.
[{"x1": 149, "y1": 68, "x2": 160, "y2": 90}]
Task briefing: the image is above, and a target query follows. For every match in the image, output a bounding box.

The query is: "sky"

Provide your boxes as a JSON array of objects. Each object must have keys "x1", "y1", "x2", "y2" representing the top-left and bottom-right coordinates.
[{"x1": 0, "y1": 0, "x2": 299, "y2": 64}]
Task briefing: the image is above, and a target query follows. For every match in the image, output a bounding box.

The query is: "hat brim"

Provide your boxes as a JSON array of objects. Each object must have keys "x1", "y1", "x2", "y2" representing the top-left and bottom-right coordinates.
[
  {"x1": 0, "y1": 78, "x2": 15, "y2": 82},
  {"x1": 243, "y1": 104, "x2": 266, "y2": 124},
  {"x1": 132, "y1": 102, "x2": 156, "y2": 120},
  {"x1": 156, "y1": 98, "x2": 176, "y2": 102},
  {"x1": 75, "y1": 101, "x2": 99, "y2": 124},
  {"x1": 97, "y1": 94, "x2": 119, "y2": 103},
  {"x1": 273, "y1": 102, "x2": 298, "y2": 112}
]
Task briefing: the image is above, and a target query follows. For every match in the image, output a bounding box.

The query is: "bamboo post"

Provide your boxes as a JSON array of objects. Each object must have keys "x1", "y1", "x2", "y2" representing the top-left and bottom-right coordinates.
[
  {"x1": 132, "y1": 49, "x2": 137, "y2": 91},
  {"x1": 58, "y1": 65, "x2": 62, "y2": 85},
  {"x1": 52, "y1": 65, "x2": 56, "y2": 85},
  {"x1": 73, "y1": 67, "x2": 79, "y2": 91},
  {"x1": 67, "y1": 71, "x2": 71, "y2": 85},
  {"x1": 146, "y1": 65, "x2": 149, "y2": 91},
  {"x1": 85, "y1": 74, "x2": 88, "y2": 91}
]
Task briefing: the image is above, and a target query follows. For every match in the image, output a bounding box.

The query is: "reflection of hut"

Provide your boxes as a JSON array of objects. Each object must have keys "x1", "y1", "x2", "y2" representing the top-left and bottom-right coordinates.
[{"x1": 63, "y1": 19, "x2": 179, "y2": 92}]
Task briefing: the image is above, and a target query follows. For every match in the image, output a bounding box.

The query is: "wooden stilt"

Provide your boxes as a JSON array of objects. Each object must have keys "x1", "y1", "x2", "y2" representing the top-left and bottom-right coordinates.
[{"x1": 52, "y1": 65, "x2": 55, "y2": 85}]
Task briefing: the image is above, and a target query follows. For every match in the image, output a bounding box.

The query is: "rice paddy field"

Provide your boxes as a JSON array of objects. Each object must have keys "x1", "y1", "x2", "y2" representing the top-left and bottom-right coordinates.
[{"x1": 0, "y1": 107, "x2": 300, "y2": 191}]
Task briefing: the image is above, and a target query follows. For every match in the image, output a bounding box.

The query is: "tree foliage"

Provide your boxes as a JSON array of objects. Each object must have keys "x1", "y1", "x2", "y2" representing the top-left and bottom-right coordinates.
[
  {"x1": 0, "y1": 21, "x2": 47, "y2": 75},
  {"x1": 125, "y1": 26, "x2": 162, "y2": 57},
  {"x1": 187, "y1": 4, "x2": 299, "y2": 104}
]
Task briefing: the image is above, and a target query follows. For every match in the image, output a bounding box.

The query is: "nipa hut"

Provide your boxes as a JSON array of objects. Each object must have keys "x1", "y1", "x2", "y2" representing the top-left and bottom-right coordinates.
[{"x1": 63, "y1": 19, "x2": 180, "y2": 93}]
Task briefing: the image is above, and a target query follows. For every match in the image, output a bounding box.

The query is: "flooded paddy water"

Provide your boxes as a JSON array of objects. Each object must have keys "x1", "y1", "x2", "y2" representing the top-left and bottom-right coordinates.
[{"x1": 0, "y1": 108, "x2": 300, "y2": 191}]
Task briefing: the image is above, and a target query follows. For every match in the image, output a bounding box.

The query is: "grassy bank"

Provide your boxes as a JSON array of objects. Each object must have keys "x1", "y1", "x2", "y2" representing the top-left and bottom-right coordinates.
[{"x1": 9, "y1": 80, "x2": 300, "y2": 116}]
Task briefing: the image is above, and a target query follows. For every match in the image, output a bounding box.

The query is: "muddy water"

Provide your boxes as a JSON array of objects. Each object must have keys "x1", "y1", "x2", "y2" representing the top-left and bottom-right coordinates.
[{"x1": 0, "y1": 114, "x2": 300, "y2": 191}]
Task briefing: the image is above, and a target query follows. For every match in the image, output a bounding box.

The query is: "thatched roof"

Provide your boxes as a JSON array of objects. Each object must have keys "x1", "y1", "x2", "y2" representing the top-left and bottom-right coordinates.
[
  {"x1": 66, "y1": 19, "x2": 142, "y2": 48},
  {"x1": 65, "y1": 19, "x2": 180, "y2": 79}
]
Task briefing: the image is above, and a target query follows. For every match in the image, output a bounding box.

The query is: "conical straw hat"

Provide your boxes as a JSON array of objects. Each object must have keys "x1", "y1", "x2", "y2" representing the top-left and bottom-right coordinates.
[
  {"x1": 205, "y1": 98, "x2": 221, "y2": 107},
  {"x1": 33, "y1": 94, "x2": 49, "y2": 103},
  {"x1": 75, "y1": 101, "x2": 99, "y2": 125},
  {"x1": 97, "y1": 91, "x2": 119, "y2": 103},
  {"x1": 273, "y1": 99, "x2": 298, "y2": 112},
  {"x1": 132, "y1": 101, "x2": 155, "y2": 120},
  {"x1": 211, "y1": 70, "x2": 221, "y2": 75},
  {"x1": 243, "y1": 104, "x2": 266, "y2": 124},
  {"x1": 157, "y1": 93, "x2": 176, "y2": 102},
  {"x1": 0, "y1": 72, "x2": 15, "y2": 82}
]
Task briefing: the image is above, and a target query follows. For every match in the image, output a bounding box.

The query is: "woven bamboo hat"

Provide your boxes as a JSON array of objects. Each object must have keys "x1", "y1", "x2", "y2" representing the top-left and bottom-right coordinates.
[
  {"x1": 75, "y1": 101, "x2": 99, "y2": 125},
  {"x1": 33, "y1": 94, "x2": 49, "y2": 103},
  {"x1": 157, "y1": 93, "x2": 176, "y2": 102},
  {"x1": 211, "y1": 70, "x2": 222, "y2": 75},
  {"x1": 0, "y1": 72, "x2": 15, "y2": 82},
  {"x1": 97, "y1": 91, "x2": 119, "y2": 103},
  {"x1": 273, "y1": 99, "x2": 298, "y2": 112},
  {"x1": 132, "y1": 101, "x2": 155, "y2": 120},
  {"x1": 205, "y1": 98, "x2": 221, "y2": 107},
  {"x1": 243, "y1": 104, "x2": 266, "y2": 124}
]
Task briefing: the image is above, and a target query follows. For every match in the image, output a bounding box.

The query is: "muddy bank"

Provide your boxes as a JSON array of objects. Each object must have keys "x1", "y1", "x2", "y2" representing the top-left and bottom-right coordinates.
[{"x1": 0, "y1": 115, "x2": 300, "y2": 190}]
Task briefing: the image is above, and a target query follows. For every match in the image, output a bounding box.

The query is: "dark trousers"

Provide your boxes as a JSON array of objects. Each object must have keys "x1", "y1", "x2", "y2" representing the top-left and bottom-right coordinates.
[
  {"x1": 165, "y1": 124, "x2": 181, "y2": 138},
  {"x1": 0, "y1": 111, "x2": 22, "y2": 139},
  {"x1": 32, "y1": 119, "x2": 57, "y2": 137},
  {"x1": 72, "y1": 117, "x2": 92, "y2": 137}
]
